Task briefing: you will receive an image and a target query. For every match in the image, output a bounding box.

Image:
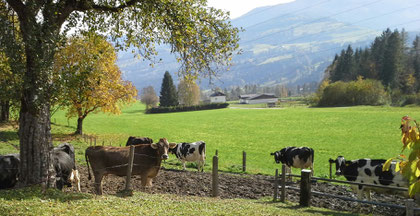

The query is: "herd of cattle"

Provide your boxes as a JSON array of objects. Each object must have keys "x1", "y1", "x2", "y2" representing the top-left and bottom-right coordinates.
[{"x1": 0, "y1": 138, "x2": 409, "y2": 200}]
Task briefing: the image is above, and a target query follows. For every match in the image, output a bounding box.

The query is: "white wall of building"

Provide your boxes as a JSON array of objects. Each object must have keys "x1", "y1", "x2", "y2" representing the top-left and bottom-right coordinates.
[
  {"x1": 245, "y1": 98, "x2": 278, "y2": 104},
  {"x1": 210, "y1": 96, "x2": 226, "y2": 103}
]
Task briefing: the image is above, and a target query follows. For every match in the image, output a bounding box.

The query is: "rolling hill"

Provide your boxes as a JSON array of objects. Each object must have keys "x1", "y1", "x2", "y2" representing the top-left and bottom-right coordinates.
[{"x1": 117, "y1": 0, "x2": 420, "y2": 92}]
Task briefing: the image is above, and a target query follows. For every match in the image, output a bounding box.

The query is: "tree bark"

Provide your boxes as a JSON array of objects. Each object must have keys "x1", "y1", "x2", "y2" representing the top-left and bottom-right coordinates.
[
  {"x1": 75, "y1": 117, "x2": 84, "y2": 135},
  {"x1": 0, "y1": 100, "x2": 10, "y2": 122},
  {"x1": 19, "y1": 103, "x2": 55, "y2": 187}
]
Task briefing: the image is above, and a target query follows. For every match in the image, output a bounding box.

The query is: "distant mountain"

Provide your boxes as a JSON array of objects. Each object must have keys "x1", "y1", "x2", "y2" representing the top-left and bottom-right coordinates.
[{"x1": 118, "y1": 0, "x2": 420, "y2": 92}]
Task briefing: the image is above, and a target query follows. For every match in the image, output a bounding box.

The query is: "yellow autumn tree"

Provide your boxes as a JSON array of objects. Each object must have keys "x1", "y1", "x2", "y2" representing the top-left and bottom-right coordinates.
[
  {"x1": 178, "y1": 79, "x2": 200, "y2": 106},
  {"x1": 384, "y1": 116, "x2": 420, "y2": 197},
  {"x1": 54, "y1": 34, "x2": 137, "y2": 135}
]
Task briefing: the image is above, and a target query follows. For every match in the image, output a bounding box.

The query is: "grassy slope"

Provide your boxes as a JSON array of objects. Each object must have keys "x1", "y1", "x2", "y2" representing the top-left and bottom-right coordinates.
[
  {"x1": 0, "y1": 186, "x2": 358, "y2": 216},
  {"x1": 2, "y1": 102, "x2": 419, "y2": 177}
]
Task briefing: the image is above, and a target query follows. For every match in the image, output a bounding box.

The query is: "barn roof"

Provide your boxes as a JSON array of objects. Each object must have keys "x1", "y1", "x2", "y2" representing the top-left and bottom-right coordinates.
[
  {"x1": 239, "y1": 93, "x2": 277, "y2": 100},
  {"x1": 210, "y1": 92, "x2": 226, "y2": 97}
]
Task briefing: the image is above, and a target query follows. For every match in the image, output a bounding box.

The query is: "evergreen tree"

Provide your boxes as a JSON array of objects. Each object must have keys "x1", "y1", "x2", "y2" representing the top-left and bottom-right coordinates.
[
  {"x1": 159, "y1": 71, "x2": 178, "y2": 107},
  {"x1": 382, "y1": 30, "x2": 404, "y2": 89},
  {"x1": 412, "y1": 36, "x2": 420, "y2": 91}
]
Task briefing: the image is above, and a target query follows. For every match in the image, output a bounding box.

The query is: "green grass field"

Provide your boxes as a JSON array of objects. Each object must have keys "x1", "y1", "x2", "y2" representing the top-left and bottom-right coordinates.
[
  {"x1": 2, "y1": 102, "x2": 419, "y2": 178},
  {"x1": 0, "y1": 186, "x2": 358, "y2": 216}
]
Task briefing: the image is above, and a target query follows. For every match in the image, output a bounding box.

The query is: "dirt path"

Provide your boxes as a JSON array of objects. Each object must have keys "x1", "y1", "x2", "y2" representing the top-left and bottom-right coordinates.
[{"x1": 69, "y1": 165, "x2": 407, "y2": 216}]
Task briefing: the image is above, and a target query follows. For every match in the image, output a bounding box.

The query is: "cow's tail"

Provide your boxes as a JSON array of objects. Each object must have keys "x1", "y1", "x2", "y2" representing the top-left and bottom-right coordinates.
[{"x1": 85, "y1": 150, "x2": 92, "y2": 180}]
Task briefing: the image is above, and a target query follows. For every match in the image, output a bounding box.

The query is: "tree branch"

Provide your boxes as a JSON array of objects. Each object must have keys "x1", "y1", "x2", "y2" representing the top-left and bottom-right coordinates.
[
  {"x1": 74, "y1": 0, "x2": 142, "y2": 12},
  {"x1": 5, "y1": 0, "x2": 25, "y2": 18}
]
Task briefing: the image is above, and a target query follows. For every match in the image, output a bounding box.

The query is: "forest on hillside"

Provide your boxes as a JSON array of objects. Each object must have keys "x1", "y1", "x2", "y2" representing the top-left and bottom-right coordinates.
[{"x1": 319, "y1": 28, "x2": 420, "y2": 106}]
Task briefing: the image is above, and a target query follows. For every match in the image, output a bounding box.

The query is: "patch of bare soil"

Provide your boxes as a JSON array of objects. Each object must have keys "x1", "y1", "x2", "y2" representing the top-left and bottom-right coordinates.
[{"x1": 69, "y1": 165, "x2": 407, "y2": 216}]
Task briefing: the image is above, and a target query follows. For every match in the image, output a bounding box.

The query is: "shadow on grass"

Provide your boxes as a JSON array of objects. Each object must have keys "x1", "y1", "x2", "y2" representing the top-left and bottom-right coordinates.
[
  {"x1": 0, "y1": 186, "x2": 92, "y2": 202},
  {"x1": 0, "y1": 131, "x2": 19, "y2": 142},
  {"x1": 271, "y1": 203, "x2": 358, "y2": 216},
  {"x1": 123, "y1": 109, "x2": 145, "y2": 114}
]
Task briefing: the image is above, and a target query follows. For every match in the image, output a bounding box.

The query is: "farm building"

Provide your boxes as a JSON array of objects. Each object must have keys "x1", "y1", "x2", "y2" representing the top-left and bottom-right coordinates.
[
  {"x1": 239, "y1": 93, "x2": 278, "y2": 104},
  {"x1": 210, "y1": 91, "x2": 226, "y2": 103}
]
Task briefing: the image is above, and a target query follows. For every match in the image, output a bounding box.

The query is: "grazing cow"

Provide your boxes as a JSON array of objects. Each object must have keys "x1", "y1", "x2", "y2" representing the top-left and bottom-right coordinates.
[
  {"x1": 0, "y1": 154, "x2": 20, "y2": 189},
  {"x1": 169, "y1": 141, "x2": 206, "y2": 172},
  {"x1": 330, "y1": 156, "x2": 408, "y2": 200},
  {"x1": 85, "y1": 138, "x2": 176, "y2": 195},
  {"x1": 271, "y1": 146, "x2": 314, "y2": 173},
  {"x1": 53, "y1": 143, "x2": 78, "y2": 191},
  {"x1": 126, "y1": 136, "x2": 153, "y2": 146}
]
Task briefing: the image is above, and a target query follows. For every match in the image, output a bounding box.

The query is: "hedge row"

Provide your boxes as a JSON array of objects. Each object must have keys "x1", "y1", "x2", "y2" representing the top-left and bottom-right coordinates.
[{"x1": 146, "y1": 103, "x2": 229, "y2": 114}]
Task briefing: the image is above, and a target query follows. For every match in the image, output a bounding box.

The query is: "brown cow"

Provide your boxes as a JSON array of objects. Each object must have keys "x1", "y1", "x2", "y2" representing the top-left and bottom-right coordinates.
[
  {"x1": 85, "y1": 138, "x2": 176, "y2": 195},
  {"x1": 126, "y1": 136, "x2": 153, "y2": 146}
]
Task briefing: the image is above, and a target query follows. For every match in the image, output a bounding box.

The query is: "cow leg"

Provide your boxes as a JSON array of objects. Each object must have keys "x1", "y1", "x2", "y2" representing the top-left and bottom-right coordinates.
[
  {"x1": 286, "y1": 166, "x2": 292, "y2": 182},
  {"x1": 197, "y1": 161, "x2": 203, "y2": 172},
  {"x1": 94, "y1": 173, "x2": 104, "y2": 195},
  {"x1": 182, "y1": 161, "x2": 186, "y2": 171},
  {"x1": 146, "y1": 178, "x2": 153, "y2": 187}
]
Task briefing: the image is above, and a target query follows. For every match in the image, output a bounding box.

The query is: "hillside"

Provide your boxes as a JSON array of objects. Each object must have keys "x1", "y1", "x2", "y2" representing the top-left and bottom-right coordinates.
[{"x1": 118, "y1": 0, "x2": 420, "y2": 91}]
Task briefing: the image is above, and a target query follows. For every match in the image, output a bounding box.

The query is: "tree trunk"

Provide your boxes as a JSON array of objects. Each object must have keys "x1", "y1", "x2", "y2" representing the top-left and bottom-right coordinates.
[
  {"x1": 75, "y1": 117, "x2": 84, "y2": 135},
  {"x1": 17, "y1": 18, "x2": 58, "y2": 188},
  {"x1": 0, "y1": 100, "x2": 10, "y2": 122},
  {"x1": 19, "y1": 101, "x2": 55, "y2": 187}
]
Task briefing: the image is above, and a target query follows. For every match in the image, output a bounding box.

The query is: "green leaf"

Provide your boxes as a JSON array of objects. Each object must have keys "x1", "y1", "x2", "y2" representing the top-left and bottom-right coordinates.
[{"x1": 409, "y1": 180, "x2": 420, "y2": 198}]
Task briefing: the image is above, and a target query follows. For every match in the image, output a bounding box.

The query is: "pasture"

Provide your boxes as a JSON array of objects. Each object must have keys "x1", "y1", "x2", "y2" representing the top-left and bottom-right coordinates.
[{"x1": 2, "y1": 102, "x2": 417, "y2": 178}]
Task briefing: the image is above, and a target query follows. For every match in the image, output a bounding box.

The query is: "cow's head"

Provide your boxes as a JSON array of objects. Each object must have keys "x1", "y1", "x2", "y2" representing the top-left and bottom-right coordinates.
[
  {"x1": 270, "y1": 150, "x2": 284, "y2": 164},
  {"x1": 332, "y1": 156, "x2": 346, "y2": 176},
  {"x1": 151, "y1": 138, "x2": 177, "y2": 160}
]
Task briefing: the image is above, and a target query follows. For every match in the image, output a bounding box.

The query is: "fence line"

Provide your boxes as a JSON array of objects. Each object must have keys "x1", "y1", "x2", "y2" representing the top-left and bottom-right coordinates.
[{"x1": 273, "y1": 165, "x2": 419, "y2": 215}]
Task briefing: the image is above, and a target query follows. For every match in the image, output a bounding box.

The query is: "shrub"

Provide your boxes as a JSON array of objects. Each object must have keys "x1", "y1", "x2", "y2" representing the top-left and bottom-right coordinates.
[
  {"x1": 147, "y1": 103, "x2": 229, "y2": 114},
  {"x1": 318, "y1": 78, "x2": 389, "y2": 107}
]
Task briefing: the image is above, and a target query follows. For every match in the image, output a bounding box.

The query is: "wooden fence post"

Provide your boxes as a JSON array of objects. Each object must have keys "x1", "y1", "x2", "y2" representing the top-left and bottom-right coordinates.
[
  {"x1": 94, "y1": 137, "x2": 96, "y2": 146},
  {"x1": 406, "y1": 199, "x2": 415, "y2": 216},
  {"x1": 124, "y1": 145, "x2": 135, "y2": 195},
  {"x1": 273, "y1": 169, "x2": 279, "y2": 201},
  {"x1": 300, "y1": 169, "x2": 312, "y2": 207},
  {"x1": 102, "y1": 141, "x2": 104, "y2": 146},
  {"x1": 281, "y1": 164, "x2": 286, "y2": 202},
  {"x1": 215, "y1": 150, "x2": 218, "y2": 156},
  {"x1": 212, "y1": 155, "x2": 219, "y2": 197},
  {"x1": 242, "y1": 151, "x2": 246, "y2": 172}
]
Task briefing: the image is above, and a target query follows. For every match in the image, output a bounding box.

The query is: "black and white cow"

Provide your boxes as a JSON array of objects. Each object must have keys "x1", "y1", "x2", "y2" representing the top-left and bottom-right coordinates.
[
  {"x1": 330, "y1": 156, "x2": 408, "y2": 200},
  {"x1": 53, "y1": 143, "x2": 80, "y2": 191},
  {"x1": 126, "y1": 136, "x2": 154, "y2": 146},
  {"x1": 0, "y1": 143, "x2": 79, "y2": 191},
  {"x1": 271, "y1": 146, "x2": 314, "y2": 172},
  {"x1": 0, "y1": 154, "x2": 20, "y2": 189},
  {"x1": 169, "y1": 141, "x2": 206, "y2": 172}
]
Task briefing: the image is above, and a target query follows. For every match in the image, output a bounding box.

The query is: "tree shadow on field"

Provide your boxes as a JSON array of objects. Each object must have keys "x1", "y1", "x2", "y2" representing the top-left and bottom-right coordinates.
[
  {"x1": 279, "y1": 204, "x2": 358, "y2": 216},
  {"x1": 123, "y1": 109, "x2": 145, "y2": 114},
  {"x1": 0, "y1": 186, "x2": 92, "y2": 202},
  {"x1": 0, "y1": 130, "x2": 19, "y2": 142}
]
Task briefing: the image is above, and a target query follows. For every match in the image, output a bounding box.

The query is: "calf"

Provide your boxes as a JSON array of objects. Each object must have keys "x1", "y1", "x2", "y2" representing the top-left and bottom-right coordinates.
[
  {"x1": 126, "y1": 136, "x2": 153, "y2": 146},
  {"x1": 0, "y1": 154, "x2": 20, "y2": 189},
  {"x1": 271, "y1": 146, "x2": 314, "y2": 171},
  {"x1": 53, "y1": 143, "x2": 78, "y2": 191},
  {"x1": 169, "y1": 141, "x2": 206, "y2": 172},
  {"x1": 330, "y1": 156, "x2": 408, "y2": 200},
  {"x1": 85, "y1": 138, "x2": 176, "y2": 195}
]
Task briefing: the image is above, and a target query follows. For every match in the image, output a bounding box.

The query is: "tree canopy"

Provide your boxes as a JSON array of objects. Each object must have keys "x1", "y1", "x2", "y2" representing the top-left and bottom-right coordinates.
[
  {"x1": 2, "y1": 0, "x2": 240, "y2": 187},
  {"x1": 54, "y1": 34, "x2": 137, "y2": 135}
]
